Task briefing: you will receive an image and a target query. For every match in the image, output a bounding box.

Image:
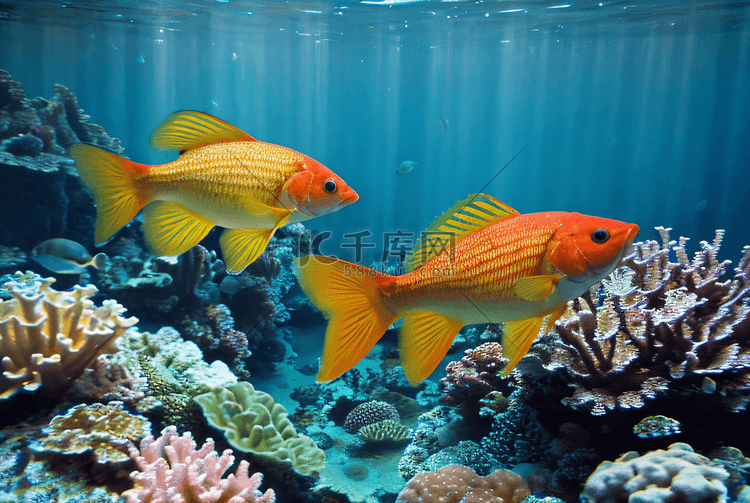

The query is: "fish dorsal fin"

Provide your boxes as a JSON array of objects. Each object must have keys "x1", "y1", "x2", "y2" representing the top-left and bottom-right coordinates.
[
  {"x1": 149, "y1": 110, "x2": 257, "y2": 151},
  {"x1": 404, "y1": 193, "x2": 519, "y2": 273}
]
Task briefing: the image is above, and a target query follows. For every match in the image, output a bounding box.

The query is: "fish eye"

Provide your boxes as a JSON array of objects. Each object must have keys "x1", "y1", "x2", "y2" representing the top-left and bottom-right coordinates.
[
  {"x1": 323, "y1": 179, "x2": 337, "y2": 194},
  {"x1": 591, "y1": 228, "x2": 610, "y2": 244}
]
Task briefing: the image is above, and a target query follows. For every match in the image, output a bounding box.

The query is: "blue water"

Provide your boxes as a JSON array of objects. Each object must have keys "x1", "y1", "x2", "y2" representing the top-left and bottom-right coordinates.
[
  {"x1": 2, "y1": 1, "x2": 750, "y2": 502},
  {"x1": 2, "y1": 0, "x2": 749, "y2": 264}
]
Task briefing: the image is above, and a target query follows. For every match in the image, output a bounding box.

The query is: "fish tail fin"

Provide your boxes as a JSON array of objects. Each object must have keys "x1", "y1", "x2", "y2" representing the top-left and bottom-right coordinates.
[
  {"x1": 90, "y1": 253, "x2": 109, "y2": 269},
  {"x1": 399, "y1": 311, "x2": 463, "y2": 385},
  {"x1": 294, "y1": 256, "x2": 398, "y2": 382},
  {"x1": 70, "y1": 144, "x2": 151, "y2": 245}
]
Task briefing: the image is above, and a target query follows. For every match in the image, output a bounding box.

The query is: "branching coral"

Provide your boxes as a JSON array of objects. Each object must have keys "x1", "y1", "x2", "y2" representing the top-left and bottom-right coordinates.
[
  {"x1": 0, "y1": 272, "x2": 137, "y2": 399},
  {"x1": 440, "y1": 342, "x2": 506, "y2": 406},
  {"x1": 396, "y1": 464, "x2": 530, "y2": 503},
  {"x1": 540, "y1": 229, "x2": 750, "y2": 415},
  {"x1": 124, "y1": 425, "x2": 276, "y2": 503}
]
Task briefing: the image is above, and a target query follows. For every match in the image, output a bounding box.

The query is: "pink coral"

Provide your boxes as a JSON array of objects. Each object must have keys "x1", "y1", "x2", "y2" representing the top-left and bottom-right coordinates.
[
  {"x1": 124, "y1": 426, "x2": 275, "y2": 503},
  {"x1": 397, "y1": 464, "x2": 530, "y2": 503}
]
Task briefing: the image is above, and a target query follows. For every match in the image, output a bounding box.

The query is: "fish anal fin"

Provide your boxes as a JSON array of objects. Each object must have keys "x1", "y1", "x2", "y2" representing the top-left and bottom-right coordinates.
[
  {"x1": 149, "y1": 110, "x2": 257, "y2": 151},
  {"x1": 500, "y1": 316, "x2": 545, "y2": 376},
  {"x1": 220, "y1": 220, "x2": 288, "y2": 274},
  {"x1": 143, "y1": 201, "x2": 214, "y2": 257},
  {"x1": 404, "y1": 193, "x2": 520, "y2": 273},
  {"x1": 513, "y1": 274, "x2": 562, "y2": 301},
  {"x1": 399, "y1": 311, "x2": 464, "y2": 385}
]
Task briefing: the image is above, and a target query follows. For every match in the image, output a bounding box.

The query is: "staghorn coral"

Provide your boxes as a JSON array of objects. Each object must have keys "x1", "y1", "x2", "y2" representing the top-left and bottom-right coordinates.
[
  {"x1": 396, "y1": 464, "x2": 530, "y2": 503},
  {"x1": 194, "y1": 382, "x2": 325, "y2": 476},
  {"x1": 539, "y1": 229, "x2": 750, "y2": 415},
  {"x1": 124, "y1": 425, "x2": 275, "y2": 503},
  {"x1": 0, "y1": 272, "x2": 137, "y2": 399},
  {"x1": 30, "y1": 401, "x2": 150, "y2": 480},
  {"x1": 343, "y1": 400, "x2": 400, "y2": 433},
  {"x1": 581, "y1": 443, "x2": 729, "y2": 503},
  {"x1": 358, "y1": 420, "x2": 413, "y2": 443}
]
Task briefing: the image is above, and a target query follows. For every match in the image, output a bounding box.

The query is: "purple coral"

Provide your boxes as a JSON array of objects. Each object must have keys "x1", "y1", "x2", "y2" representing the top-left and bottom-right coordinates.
[{"x1": 125, "y1": 426, "x2": 275, "y2": 503}]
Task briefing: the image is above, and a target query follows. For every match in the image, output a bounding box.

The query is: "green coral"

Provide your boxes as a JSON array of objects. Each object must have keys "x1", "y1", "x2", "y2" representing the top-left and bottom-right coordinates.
[
  {"x1": 31, "y1": 401, "x2": 150, "y2": 469},
  {"x1": 359, "y1": 420, "x2": 413, "y2": 443},
  {"x1": 194, "y1": 382, "x2": 325, "y2": 475}
]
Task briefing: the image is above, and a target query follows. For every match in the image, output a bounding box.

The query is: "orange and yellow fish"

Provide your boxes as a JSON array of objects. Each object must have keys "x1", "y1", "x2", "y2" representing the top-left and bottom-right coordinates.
[
  {"x1": 70, "y1": 111, "x2": 358, "y2": 273},
  {"x1": 295, "y1": 194, "x2": 639, "y2": 384}
]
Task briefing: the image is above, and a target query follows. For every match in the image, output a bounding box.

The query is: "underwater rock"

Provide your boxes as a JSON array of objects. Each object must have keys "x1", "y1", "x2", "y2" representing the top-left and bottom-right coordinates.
[{"x1": 2, "y1": 134, "x2": 43, "y2": 156}]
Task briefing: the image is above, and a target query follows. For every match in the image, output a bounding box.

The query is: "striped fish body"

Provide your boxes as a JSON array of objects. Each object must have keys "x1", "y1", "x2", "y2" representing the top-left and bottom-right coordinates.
[
  {"x1": 71, "y1": 111, "x2": 358, "y2": 273},
  {"x1": 140, "y1": 141, "x2": 307, "y2": 230},
  {"x1": 295, "y1": 194, "x2": 639, "y2": 385}
]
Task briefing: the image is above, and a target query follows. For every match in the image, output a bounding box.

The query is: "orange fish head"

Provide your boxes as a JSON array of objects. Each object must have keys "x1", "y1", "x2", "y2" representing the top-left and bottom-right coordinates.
[
  {"x1": 548, "y1": 214, "x2": 640, "y2": 278},
  {"x1": 284, "y1": 156, "x2": 359, "y2": 216}
]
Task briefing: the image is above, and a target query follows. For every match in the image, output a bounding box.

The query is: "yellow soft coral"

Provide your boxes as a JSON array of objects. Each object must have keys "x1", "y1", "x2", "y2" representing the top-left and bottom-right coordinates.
[{"x1": 0, "y1": 272, "x2": 137, "y2": 399}]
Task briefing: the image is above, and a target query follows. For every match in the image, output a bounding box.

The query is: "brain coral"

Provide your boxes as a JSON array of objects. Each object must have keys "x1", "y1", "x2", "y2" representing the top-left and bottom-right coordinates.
[
  {"x1": 581, "y1": 443, "x2": 729, "y2": 503},
  {"x1": 194, "y1": 382, "x2": 325, "y2": 475},
  {"x1": 343, "y1": 400, "x2": 401, "y2": 433},
  {"x1": 0, "y1": 272, "x2": 137, "y2": 399},
  {"x1": 397, "y1": 464, "x2": 530, "y2": 503}
]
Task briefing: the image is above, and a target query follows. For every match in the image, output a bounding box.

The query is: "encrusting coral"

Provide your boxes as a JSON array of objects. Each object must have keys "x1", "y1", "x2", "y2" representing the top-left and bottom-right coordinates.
[
  {"x1": 31, "y1": 401, "x2": 150, "y2": 479},
  {"x1": 194, "y1": 382, "x2": 325, "y2": 476},
  {"x1": 358, "y1": 419, "x2": 413, "y2": 443},
  {"x1": 396, "y1": 464, "x2": 530, "y2": 503},
  {"x1": 0, "y1": 271, "x2": 137, "y2": 399},
  {"x1": 531, "y1": 228, "x2": 750, "y2": 415},
  {"x1": 124, "y1": 425, "x2": 276, "y2": 503},
  {"x1": 581, "y1": 443, "x2": 729, "y2": 503}
]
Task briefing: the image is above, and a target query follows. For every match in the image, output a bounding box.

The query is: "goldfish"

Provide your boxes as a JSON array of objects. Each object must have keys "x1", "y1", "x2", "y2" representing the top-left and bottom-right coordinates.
[
  {"x1": 31, "y1": 238, "x2": 108, "y2": 274},
  {"x1": 294, "y1": 194, "x2": 639, "y2": 384},
  {"x1": 70, "y1": 111, "x2": 358, "y2": 273}
]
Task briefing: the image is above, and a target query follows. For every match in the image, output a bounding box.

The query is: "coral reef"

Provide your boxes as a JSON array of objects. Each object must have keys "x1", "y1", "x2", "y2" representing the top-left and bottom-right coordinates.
[
  {"x1": 0, "y1": 69, "x2": 120, "y2": 249},
  {"x1": 529, "y1": 228, "x2": 750, "y2": 415},
  {"x1": 30, "y1": 402, "x2": 150, "y2": 479},
  {"x1": 194, "y1": 382, "x2": 326, "y2": 476},
  {"x1": 0, "y1": 272, "x2": 137, "y2": 399},
  {"x1": 358, "y1": 420, "x2": 412, "y2": 443},
  {"x1": 633, "y1": 415, "x2": 682, "y2": 438},
  {"x1": 480, "y1": 396, "x2": 550, "y2": 467},
  {"x1": 124, "y1": 425, "x2": 275, "y2": 503},
  {"x1": 581, "y1": 443, "x2": 729, "y2": 503},
  {"x1": 398, "y1": 406, "x2": 467, "y2": 480},
  {"x1": 440, "y1": 341, "x2": 507, "y2": 406},
  {"x1": 343, "y1": 400, "x2": 401, "y2": 434},
  {"x1": 396, "y1": 464, "x2": 530, "y2": 503}
]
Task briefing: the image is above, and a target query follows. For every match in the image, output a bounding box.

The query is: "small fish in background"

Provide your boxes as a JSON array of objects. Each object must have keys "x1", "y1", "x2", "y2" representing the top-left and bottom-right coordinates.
[
  {"x1": 136, "y1": 53, "x2": 145, "y2": 64},
  {"x1": 439, "y1": 118, "x2": 449, "y2": 134},
  {"x1": 396, "y1": 160, "x2": 418, "y2": 174},
  {"x1": 31, "y1": 238, "x2": 108, "y2": 275}
]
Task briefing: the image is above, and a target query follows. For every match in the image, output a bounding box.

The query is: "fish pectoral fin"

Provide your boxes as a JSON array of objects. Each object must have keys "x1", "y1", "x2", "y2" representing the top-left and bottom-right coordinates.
[
  {"x1": 149, "y1": 110, "x2": 257, "y2": 151},
  {"x1": 512, "y1": 274, "x2": 562, "y2": 301},
  {"x1": 501, "y1": 316, "x2": 545, "y2": 375},
  {"x1": 143, "y1": 201, "x2": 214, "y2": 257},
  {"x1": 220, "y1": 225, "x2": 284, "y2": 274},
  {"x1": 399, "y1": 311, "x2": 464, "y2": 385}
]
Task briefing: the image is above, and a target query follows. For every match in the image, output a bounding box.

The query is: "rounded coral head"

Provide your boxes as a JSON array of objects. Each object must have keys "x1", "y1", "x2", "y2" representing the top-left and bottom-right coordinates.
[
  {"x1": 547, "y1": 213, "x2": 640, "y2": 278},
  {"x1": 285, "y1": 155, "x2": 358, "y2": 217}
]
